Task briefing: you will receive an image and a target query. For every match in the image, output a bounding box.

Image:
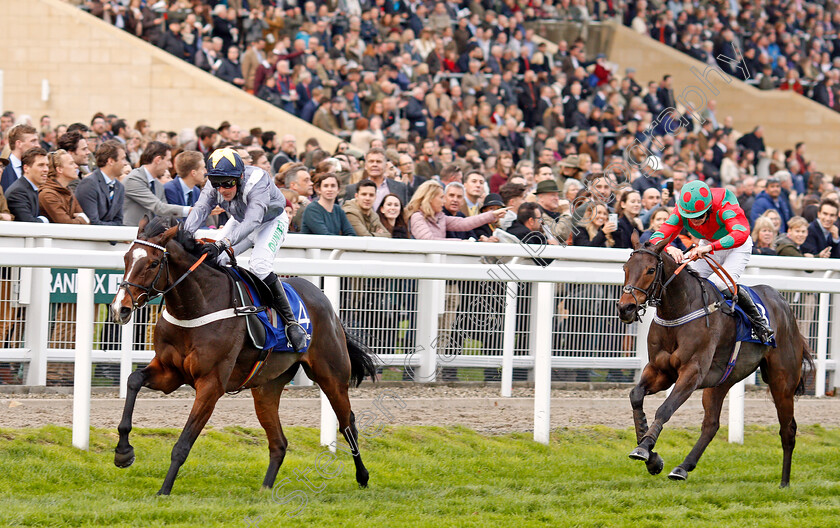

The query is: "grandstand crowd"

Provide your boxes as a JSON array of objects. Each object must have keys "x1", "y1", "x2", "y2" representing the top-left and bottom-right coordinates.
[{"x1": 2, "y1": 0, "x2": 839, "y2": 259}]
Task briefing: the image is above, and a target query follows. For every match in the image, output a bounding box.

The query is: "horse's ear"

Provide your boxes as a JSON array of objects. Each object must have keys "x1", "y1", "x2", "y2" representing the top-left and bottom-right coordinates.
[
  {"x1": 631, "y1": 230, "x2": 641, "y2": 250},
  {"x1": 137, "y1": 215, "x2": 150, "y2": 236},
  {"x1": 652, "y1": 238, "x2": 669, "y2": 254},
  {"x1": 159, "y1": 225, "x2": 180, "y2": 246}
]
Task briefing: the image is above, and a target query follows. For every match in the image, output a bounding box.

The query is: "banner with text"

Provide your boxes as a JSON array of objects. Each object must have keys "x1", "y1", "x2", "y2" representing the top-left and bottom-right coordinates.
[{"x1": 50, "y1": 268, "x2": 161, "y2": 304}]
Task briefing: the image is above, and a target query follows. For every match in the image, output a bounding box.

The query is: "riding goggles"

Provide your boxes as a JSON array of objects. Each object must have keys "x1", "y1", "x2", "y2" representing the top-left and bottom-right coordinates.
[{"x1": 211, "y1": 179, "x2": 238, "y2": 189}]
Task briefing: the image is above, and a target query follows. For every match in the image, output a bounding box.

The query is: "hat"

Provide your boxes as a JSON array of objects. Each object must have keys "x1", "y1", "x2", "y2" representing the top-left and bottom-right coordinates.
[
  {"x1": 480, "y1": 193, "x2": 505, "y2": 210},
  {"x1": 535, "y1": 180, "x2": 560, "y2": 194},
  {"x1": 625, "y1": 67, "x2": 636, "y2": 74},
  {"x1": 207, "y1": 148, "x2": 245, "y2": 180},
  {"x1": 560, "y1": 155, "x2": 582, "y2": 169},
  {"x1": 766, "y1": 176, "x2": 781, "y2": 184}
]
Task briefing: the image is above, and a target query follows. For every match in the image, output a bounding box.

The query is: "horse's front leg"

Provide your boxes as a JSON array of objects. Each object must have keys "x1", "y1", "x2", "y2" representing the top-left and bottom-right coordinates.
[
  {"x1": 634, "y1": 360, "x2": 703, "y2": 458},
  {"x1": 629, "y1": 364, "x2": 673, "y2": 475},
  {"x1": 157, "y1": 376, "x2": 225, "y2": 495},
  {"x1": 115, "y1": 358, "x2": 183, "y2": 468},
  {"x1": 114, "y1": 369, "x2": 146, "y2": 468}
]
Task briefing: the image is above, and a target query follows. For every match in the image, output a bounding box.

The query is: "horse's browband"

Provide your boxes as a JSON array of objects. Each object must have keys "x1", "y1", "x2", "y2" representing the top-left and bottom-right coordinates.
[{"x1": 132, "y1": 239, "x2": 167, "y2": 252}]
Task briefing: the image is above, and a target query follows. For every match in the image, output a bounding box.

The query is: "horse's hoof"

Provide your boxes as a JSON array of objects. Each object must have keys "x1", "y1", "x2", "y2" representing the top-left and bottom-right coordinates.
[
  {"x1": 779, "y1": 481, "x2": 790, "y2": 489},
  {"x1": 646, "y1": 452, "x2": 664, "y2": 475},
  {"x1": 668, "y1": 467, "x2": 688, "y2": 481},
  {"x1": 357, "y1": 470, "x2": 369, "y2": 488},
  {"x1": 114, "y1": 448, "x2": 135, "y2": 468},
  {"x1": 628, "y1": 446, "x2": 650, "y2": 462}
]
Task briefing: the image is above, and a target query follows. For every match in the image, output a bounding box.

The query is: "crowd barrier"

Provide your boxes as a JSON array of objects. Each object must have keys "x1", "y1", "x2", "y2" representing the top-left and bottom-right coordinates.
[{"x1": 1, "y1": 223, "x2": 838, "y2": 447}]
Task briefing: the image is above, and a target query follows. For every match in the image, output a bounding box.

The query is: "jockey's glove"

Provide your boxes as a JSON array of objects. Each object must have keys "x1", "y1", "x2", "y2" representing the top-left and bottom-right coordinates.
[{"x1": 200, "y1": 240, "x2": 228, "y2": 260}]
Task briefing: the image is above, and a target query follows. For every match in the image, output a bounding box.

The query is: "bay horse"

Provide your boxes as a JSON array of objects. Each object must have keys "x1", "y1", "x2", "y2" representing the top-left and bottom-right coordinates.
[
  {"x1": 110, "y1": 217, "x2": 378, "y2": 495},
  {"x1": 617, "y1": 239, "x2": 813, "y2": 487}
]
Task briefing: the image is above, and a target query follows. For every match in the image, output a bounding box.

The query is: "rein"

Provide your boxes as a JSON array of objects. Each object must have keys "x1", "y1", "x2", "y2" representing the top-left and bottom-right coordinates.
[
  {"x1": 621, "y1": 248, "x2": 666, "y2": 318},
  {"x1": 118, "y1": 239, "x2": 207, "y2": 309},
  {"x1": 624, "y1": 247, "x2": 732, "y2": 327}
]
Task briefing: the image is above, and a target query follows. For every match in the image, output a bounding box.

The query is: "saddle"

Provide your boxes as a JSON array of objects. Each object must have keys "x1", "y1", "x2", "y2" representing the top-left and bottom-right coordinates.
[
  {"x1": 706, "y1": 280, "x2": 775, "y2": 347},
  {"x1": 223, "y1": 266, "x2": 270, "y2": 352},
  {"x1": 220, "y1": 265, "x2": 313, "y2": 355}
]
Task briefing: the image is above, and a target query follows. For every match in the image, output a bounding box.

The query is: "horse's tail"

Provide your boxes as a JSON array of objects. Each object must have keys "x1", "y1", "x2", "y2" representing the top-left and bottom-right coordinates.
[
  {"x1": 342, "y1": 323, "x2": 378, "y2": 387},
  {"x1": 797, "y1": 332, "x2": 816, "y2": 397}
]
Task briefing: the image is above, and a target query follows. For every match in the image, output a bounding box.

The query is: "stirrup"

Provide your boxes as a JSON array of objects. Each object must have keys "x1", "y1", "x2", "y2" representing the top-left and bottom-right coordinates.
[{"x1": 285, "y1": 321, "x2": 309, "y2": 350}]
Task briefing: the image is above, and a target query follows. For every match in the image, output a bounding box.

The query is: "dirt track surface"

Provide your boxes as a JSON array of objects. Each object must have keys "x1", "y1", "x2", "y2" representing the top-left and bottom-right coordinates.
[{"x1": 2, "y1": 386, "x2": 839, "y2": 433}]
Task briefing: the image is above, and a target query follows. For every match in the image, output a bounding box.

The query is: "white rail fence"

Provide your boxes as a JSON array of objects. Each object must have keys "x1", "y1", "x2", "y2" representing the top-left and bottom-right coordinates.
[{"x1": 1, "y1": 224, "x2": 838, "y2": 448}]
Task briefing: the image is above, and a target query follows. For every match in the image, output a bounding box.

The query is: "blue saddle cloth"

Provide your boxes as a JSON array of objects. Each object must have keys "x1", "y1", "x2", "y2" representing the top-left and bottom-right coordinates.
[
  {"x1": 231, "y1": 269, "x2": 312, "y2": 353},
  {"x1": 706, "y1": 280, "x2": 776, "y2": 347}
]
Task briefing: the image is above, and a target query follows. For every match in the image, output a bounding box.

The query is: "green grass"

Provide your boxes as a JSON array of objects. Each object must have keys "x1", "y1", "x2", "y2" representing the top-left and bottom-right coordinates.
[{"x1": 1, "y1": 425, "x2": 839, "y2": 527}]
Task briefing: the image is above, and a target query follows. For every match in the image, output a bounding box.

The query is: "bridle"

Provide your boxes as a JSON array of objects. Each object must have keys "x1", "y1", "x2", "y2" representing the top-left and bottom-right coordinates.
[
  {"x1": 622, "y1": 244, "x2": 737, "y2": 323},
  {"x1": 118, "y1": 239, "x2": 207, "y2": 309},
  {"x1": 621, "y1": 247, "x2": 667, "y2": 319}
]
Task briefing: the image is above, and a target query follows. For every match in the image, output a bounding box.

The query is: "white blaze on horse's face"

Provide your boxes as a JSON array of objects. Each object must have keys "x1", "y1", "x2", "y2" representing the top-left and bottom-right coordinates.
[{"x1": 111, "y1": 247, "x2": 147, "y2": 322}]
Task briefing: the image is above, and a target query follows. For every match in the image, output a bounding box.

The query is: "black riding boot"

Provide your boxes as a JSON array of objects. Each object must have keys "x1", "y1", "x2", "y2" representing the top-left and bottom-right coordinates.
[
  {"x1": 736, "y1": 288, "x2": 774, "y2": 342},
  {"x1": 265, "y1": 274, "x2": 308, "y2": 352}
]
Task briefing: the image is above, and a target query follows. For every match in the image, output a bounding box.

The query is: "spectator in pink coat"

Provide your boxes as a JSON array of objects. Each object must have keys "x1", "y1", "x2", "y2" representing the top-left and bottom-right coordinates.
[{"x1": 406, "y1": 180, "x2": 507, "y2": 240}]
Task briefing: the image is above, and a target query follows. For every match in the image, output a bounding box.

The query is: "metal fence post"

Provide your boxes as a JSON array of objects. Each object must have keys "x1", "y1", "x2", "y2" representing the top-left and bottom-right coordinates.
[
  {"x1": 294, "y1": 248, "x2": 322, "y2": 387},
  {"x1": 72, "y1": 269, "x2": 95, "y2": 450},
  {"x1": 501, "y1": 281, "x2": 518, "y2": 397},
  {"x1": 728, "y1": 378, "x2": 745, "y2": 444},
  {"x1": 119, "y1": 313, "x2": 134, "y2": 399},
  {"x1": 830, "y1": 293, "x2": 840, "y2": 392},
  {"x1": 24, "y1": 238, "x2": 52, "y2": 386},
  {"x1": 816, "y1": 292, "x2": 829, "y2": 397},
  {"x1": 533, "y1": 281, "x2": 554, "y2": 445},
  {"x1": 633, "y1": 310, "x2": 653, "y2": 382},
  {"x1": 321, "y1": 275, "x2": 340, "y2": 451},
  {"x1": 415, "y1": 254, "x2": 441, "y2": 382}
]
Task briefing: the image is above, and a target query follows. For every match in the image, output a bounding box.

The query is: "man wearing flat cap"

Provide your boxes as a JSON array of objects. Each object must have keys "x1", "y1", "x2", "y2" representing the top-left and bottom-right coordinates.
[{"x1": 535, "y1": 179, "x2": 573, "y2": 242}]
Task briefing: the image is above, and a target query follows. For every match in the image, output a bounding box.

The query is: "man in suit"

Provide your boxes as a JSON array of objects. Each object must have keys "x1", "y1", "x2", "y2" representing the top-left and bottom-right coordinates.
[
  {"x1": 801, "y1": 199, "x2": 840, "y2": 258},
  {"x1": 344, "y1": 148, "x2": 408, "y2": 209},
  {"x1": 397, "y1": 154, "x2": 428, "y2": 198},
  {"x1": 1, "y1": 124, "x2": 40, "y2": 192},
  {"x1": 414, "y1": 139, "x2": 441, "y2": 180},
  {"x1": 164, "y1": 150, "x2": 205, "y2": 216},
  {"x1": 122, "y1": 141, "x2": 190, "y2": 226},
  {"x1": 6, "y1": 147, "x2": 49, "y2": 223},
  {"x1": 56, "y1": 130, "x2": 93, "y2": 192},
  {"x1": 75, "y1": 140, "x2": 128, "y2": 226}
]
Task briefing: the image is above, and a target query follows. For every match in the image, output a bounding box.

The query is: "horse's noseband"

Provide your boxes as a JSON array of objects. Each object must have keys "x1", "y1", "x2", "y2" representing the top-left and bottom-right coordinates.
[
  {"x1": 119, "y1": 239, "x2": 171, "y2": 309},
  {"x1": 620, "y1": 248, "x2": 666, "y2": 320}
]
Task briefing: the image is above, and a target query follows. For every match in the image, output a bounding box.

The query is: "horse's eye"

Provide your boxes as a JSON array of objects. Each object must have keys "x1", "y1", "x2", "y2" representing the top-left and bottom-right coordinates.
[
  {"x1": 646, "y1": 267, "x2": 655, "y2": 275},
  {"x1": 149, "y1": 260, "x2": 159, "y2": 269}
]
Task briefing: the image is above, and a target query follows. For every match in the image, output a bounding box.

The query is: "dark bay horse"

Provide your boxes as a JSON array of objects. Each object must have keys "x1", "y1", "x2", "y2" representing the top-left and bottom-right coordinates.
[
  {"x1": 110, "y1": 217, "x2": 377, "y2": 495},
  {"x1": 617, "y1": 240, "x2": 813, "y2": 487}
]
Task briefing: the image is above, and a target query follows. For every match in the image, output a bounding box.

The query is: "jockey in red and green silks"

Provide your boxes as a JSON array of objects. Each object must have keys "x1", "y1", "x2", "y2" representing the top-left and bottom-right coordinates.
[{"x1": 649, "y1": 180, "x2": 773, "y2": 341}]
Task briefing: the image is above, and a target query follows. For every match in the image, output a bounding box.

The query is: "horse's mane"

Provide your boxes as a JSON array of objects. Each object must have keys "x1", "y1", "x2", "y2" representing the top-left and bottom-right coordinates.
[
  {"x1": 640, "y1": 241, "x2": 702, "y2": 280},
  {"x1": 142, "y1": 217, "x2": 202, "y2": 258},
  {"x1": 143, "y1": 216, "x2": 174, "y2": 239}
]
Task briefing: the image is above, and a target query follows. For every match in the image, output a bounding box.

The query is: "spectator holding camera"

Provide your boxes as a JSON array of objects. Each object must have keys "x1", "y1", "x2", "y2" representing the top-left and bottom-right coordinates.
[
  {"x1": 573, "y1": 203, "x2": 616, "y2": 248},
  {"x1": 613, "y1": 188, "x2": 643, "y2": 249}
]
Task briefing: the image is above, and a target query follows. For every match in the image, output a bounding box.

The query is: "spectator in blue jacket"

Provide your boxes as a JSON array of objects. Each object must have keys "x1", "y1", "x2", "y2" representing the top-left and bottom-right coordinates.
[
  {"x1": 750, "y1": 176, "x2": 793, "y2": 232},
  {"x1": 801, "y1": 199, "x2": 840, "y2": 259}
]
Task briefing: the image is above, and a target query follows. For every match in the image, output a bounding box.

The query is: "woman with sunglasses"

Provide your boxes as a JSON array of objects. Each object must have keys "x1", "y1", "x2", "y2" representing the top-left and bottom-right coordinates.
[
  {"x1": 183, "y1": 147, "x2": 308, "y2": 352},
  {"x1": 648, "y1": 180, "x2": 773, "y2": 342}
]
